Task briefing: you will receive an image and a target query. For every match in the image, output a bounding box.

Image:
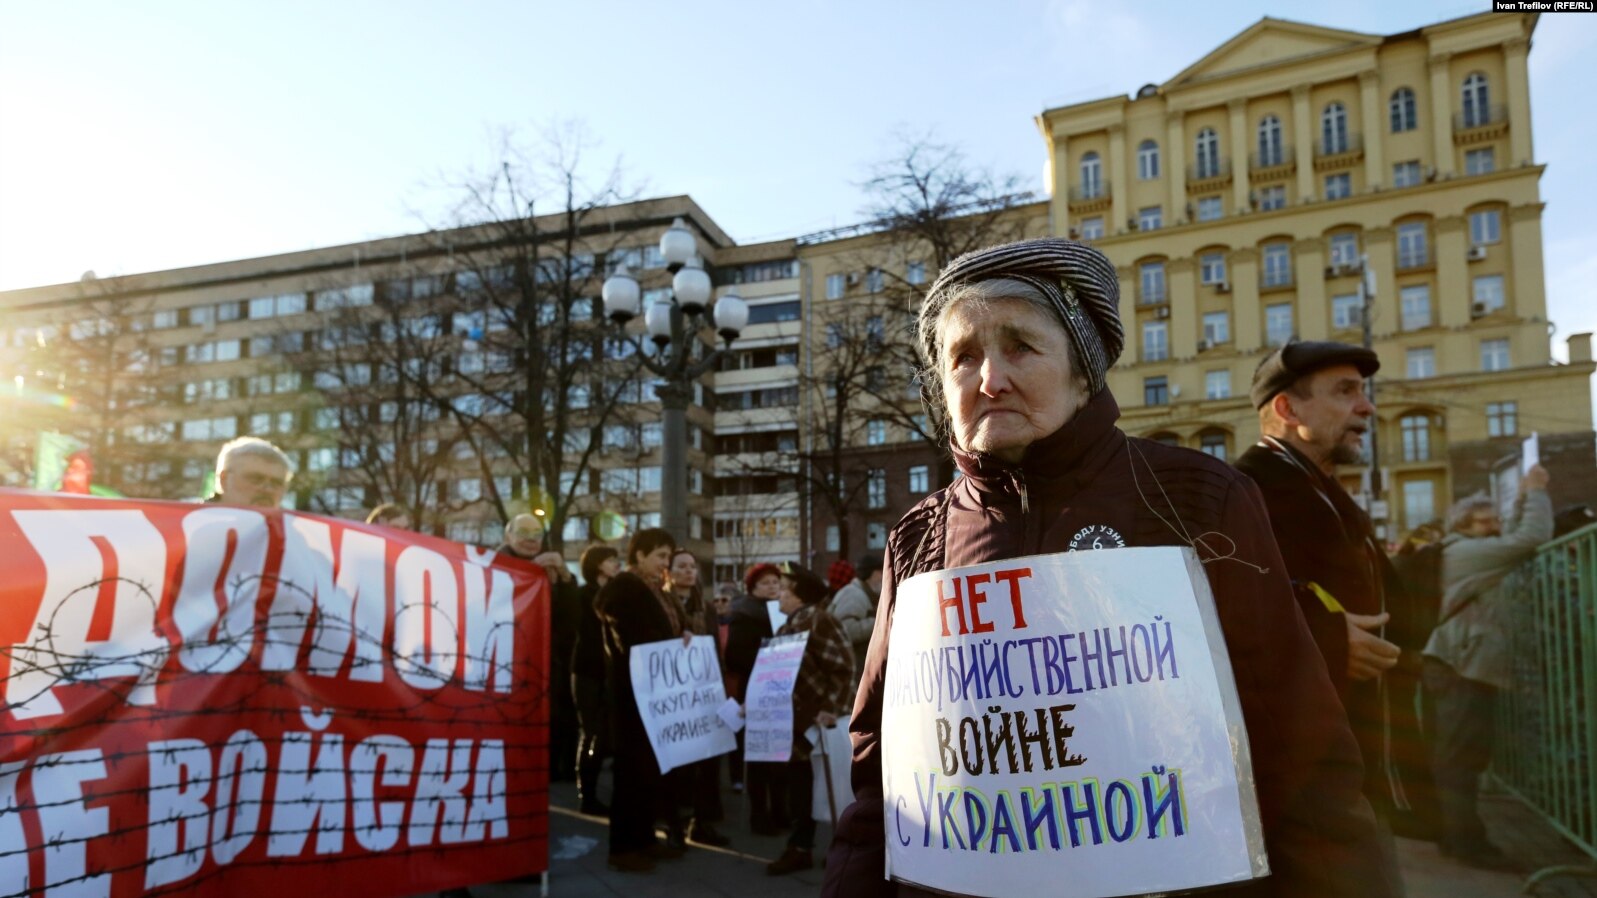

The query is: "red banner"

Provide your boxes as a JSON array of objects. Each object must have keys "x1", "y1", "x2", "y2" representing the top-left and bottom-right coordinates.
[{"x1": 0, "y1": 490, "x2": 550, "y2": 897}]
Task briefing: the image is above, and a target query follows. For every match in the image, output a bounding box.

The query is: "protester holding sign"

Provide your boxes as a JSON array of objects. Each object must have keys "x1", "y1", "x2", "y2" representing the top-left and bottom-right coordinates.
[
  {"x1": 767, "y1": 563, "x2": 855, "y2": 876},
  {"x1": 596, "y1": 527, "x2": 689, "y2": 873},
  {"x1": 822, "y1": 238, "x2": 1399, "y2": 897},
  {"x1": 727, "y1": 562, "x2": 790, "y2": 832},
  {"x1": 665, "y1": 549, "x2": 732, "y2": 847}
]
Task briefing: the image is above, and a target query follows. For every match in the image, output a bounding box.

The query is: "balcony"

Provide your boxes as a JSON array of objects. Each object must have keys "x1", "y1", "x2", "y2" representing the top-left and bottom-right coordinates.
[
  {"x1": 1067, "y1": 183, "x2": 1111, "y2": 214},
  {"x1": 1139, "y1": 288, "x2": 1168, "y2": 306},
  {"x1": 1186, "y1": 159, "x2": 1232, "y2": 193},
  {"x1": 1396, "y1": 250, "x2": 1431, "y2": 272},
  {"x1": 1453, "y1": 105, "x2": 1509, "y2": 145},
  {"x1": 1313, "y1": 134, "x2": 1364, "y2": 171},
  {"x1": 1249, "y1": 147, "x2": 1295, "y2": 182}
]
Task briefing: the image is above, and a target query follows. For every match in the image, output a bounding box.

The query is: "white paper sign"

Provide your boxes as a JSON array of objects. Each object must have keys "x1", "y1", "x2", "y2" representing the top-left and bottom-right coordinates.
[
  {"x1": 1521, "y1": 431, "x2": 1540, "y2": 474},
  {"x1": 717, "y1": 697, "x2": 745, "y2": 733},
  {"x1": 807, "y1": 715, "x2": 855, "y2": 824},
  {"x1": 881, "y1": 548, "x2": 1268, "y2": 898},
  {"x1": 743, "y1": 632, "x2": 810, "y2": 763},
  {"x1": 628, "y1": 635, "x2": 738, "y2": 774},
  {"x1": 766, "y1": 600, "x2": 789, "y2": 633}
]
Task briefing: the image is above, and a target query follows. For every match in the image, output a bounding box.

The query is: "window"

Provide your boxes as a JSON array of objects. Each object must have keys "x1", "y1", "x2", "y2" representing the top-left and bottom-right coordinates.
[
  {"x1": 1401, "y1": 415, "x2": 1432, "y2": 462},
  {"x1": 1200, "y1": 431, "x2": 1228, "y2": 460},
  {"x1": 866, "y1": 522, "x2": 888, "y2": 550},
  {"x1": 1465, "y1": 147, "x2": 1495, "y2": 176},
  {"x1": 1144, "y1": 376, "x2": 1169, "y2": 406},
  {"x1": 1196, "y1": 196, "x2": 1222, "y2": 221},
  {"x1": 1403, "y1": 480, "x2": 1436, "y2": 529},
  {"x1": 1462, "y1": 73, "x2": 1490, "y2": 128},
  {"x1": 1079, "y1": 217, "x2": 1104, "y2": 240},
  {"x1": 1265, "y1": 303, "x2": 1294, "y2": 347},
  {"x1": 865, "y1": 268, "x2": 884, "y2": 293},
  {"x1": 1390, "y1": 88, "x2": 1417, "y2": 133},
  {"x1": 1392, "y1": 160, "x2": 1422, "y2": 188},
  {"x1": 1138, "y1": 206, "x2": 1162, "y2": 231},
  {"x1": 1324, "y1": 173, "x2": 1351, "y2": 200},
  {"x1": 1140, "y1": 261, "x2": 1166, "y2": 303},
  {"x1": 1470, "y1": 209, "x2": 1501, "y2": 245},
  {"x1": 908, "y1": 465, "x2": 929, "y2": 494},
  {"x1": 1137, "y1": 140, "x2": 1160, "y2": 180},
  {"x1": 906, "y1": 261, "x2": 926, "y2": 285},
  {"x1": 1481, "y1": 338, "x2": 1510, "y2": 372},
  {"x1": 1079, "y1": 153, "x2": 1102, "y2": 197},
  {"x1": 1142, "y1": 321, "x2": 1169, "y2": 362},
  {"x1": 825, "y1": 526, "x2": 840, "y2": 553},
  {"x1": 456, "y1": 478, "x2": 483, "y2": 502},
  {"x1": 1257, "y1": 115, "x2": 1283, "y2": 167},
  {"x1": 1407, "y1": 347, "x2": 1436, "y2": 379},
  {"x1": 747, "y1": 301, "x2": 801, "y2": 324},
  {"x1": 190, "y1": 305, "x2": 214, "y2": 327},
  {"x1": 1487, "y1": 401, "x2": 1518, "y2": 437},
  {"x1": 826, "y1": 273, "x2": 845, "y2": 300},
  {"x1": 1320, "y1": 103, "x2": 1348, "y2": 155},
  {"x1": 1332, "y1": 294, "x2": 1362, "y2": 330},
  {"x1": 866, "y1": 419, "x2": 887, "y2": 446},
  {"x1": 1199, "y1": 252, "x2": 1226, "y2": 284},
  {"x1": 1400, "y1": 285, "x2": 1432, "y2": 331},
  {"x1": 152, "y1": 309, "x2": 178, "y2": 329},
  {"x1": 1205, "y1": 370, "x2": 1231, "y2": 400},
  {"x1": 825, "y1": 323, "x2": 844, "y2": 349},
  {"x1": 866, "y1": 469, "x2": 887, "y2": 509},
  {"x1": 1261, "y1": 242, "x2": 1292, "y2": 288},
  {"x1": 1474, "y1": 275, "x2": 1506, "y2": 314},
  {"x1": 1397, "y1": 221, "x2": 1428, "y2": 268},
  {"x1": 1202, "y1": 312, "x2": 1229, "y2": 345},
  {"x1": 1193, "y1": 129, "x2": 1220, "y2": 178},
  {"x1": 1257, "y1": 185, "x2": 1285, "y2": 211},
  {"x1": 1329, "y1": 232, "x2": 1359, "y2": 268}
]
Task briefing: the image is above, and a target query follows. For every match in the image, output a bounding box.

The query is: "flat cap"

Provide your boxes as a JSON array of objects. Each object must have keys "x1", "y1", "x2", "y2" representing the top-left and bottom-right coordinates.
[{"x1": 1250, "y1": 339, "x2": 1380, "y2": 409}]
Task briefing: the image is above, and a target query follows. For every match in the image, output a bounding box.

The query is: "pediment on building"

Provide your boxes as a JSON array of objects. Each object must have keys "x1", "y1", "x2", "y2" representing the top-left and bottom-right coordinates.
[{"x1": 1165, "y1": 17, "x2": 1380, "y2": 88}]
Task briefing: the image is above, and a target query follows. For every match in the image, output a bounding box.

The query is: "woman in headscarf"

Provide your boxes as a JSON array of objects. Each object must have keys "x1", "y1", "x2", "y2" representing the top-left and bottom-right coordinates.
[{"x1": 821, "y1": 238, "x2": 1399, "y2": 897}]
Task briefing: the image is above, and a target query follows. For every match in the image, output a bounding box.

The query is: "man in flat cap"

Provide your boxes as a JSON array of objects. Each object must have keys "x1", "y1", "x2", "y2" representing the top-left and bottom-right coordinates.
[
  {"x1": 824, "y1": 244, "x2": 1398, "y2": 897},
  {"x1": 1236, "y1": 340, "x2": 1415, "y2": 837}
]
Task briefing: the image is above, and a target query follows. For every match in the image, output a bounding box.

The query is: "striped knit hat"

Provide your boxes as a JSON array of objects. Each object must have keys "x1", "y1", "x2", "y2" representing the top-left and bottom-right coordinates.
[{"x1": 916, "y1": 237, "x2": 1124, "y2": 399}]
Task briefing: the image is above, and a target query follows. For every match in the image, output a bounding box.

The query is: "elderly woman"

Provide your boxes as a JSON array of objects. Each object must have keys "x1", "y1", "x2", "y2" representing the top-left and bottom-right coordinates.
[{"x1": 821, "y1": 239, "x2": 1398, "y2": 897}]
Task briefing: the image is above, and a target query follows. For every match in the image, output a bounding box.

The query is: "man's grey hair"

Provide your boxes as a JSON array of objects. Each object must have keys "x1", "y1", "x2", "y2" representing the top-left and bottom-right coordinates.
[
  {"x1": 216, "y1": 436, "x2": 294, "y2": 480},
  {"x1": 1447, "y1": 491, "x2": 1495, "y2": 533},
  {"x1": 913, "y1": 277, "x2": 1088, "y2": 440}
]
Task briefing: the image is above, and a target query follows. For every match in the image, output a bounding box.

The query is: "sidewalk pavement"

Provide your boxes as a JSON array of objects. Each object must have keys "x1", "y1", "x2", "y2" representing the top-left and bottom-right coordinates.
[{"x1": 437, "y1": 772, "x2": 1597, "y2": 897}]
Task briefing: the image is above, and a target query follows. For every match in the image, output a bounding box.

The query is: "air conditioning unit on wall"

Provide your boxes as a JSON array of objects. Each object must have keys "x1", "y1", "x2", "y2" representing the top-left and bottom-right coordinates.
[
  {"x1": 1216, "y1": 280, "x2": 1232, "y2": 293},
  {"x1": 1467, "y1": 245, "x2": 1488, "y2": 262}
]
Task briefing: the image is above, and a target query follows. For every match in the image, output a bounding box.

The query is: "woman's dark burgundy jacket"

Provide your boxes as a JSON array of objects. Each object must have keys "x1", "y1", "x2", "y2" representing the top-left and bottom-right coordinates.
[{"x1": 821, "y1": 390, "x2": 1399, "y2": 897}]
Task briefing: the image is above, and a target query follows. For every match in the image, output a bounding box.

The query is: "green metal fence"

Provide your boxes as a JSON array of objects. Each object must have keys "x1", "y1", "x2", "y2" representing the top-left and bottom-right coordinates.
[{"x1": 1493, "y1": 521, "x2": 1597, "y2": 860}]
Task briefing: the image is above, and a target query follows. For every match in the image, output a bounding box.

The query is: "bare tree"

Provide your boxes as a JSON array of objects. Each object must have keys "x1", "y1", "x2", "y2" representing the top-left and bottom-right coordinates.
[
  {"x1": 406, "y1": 122, "x2": 656, "y2": 549},
  {"x1": 6, "y1": 274, "x2": 188, "y2": 497},
  {"x1": 793, "y1": 134, "x2": 1040, "y2": 559}
]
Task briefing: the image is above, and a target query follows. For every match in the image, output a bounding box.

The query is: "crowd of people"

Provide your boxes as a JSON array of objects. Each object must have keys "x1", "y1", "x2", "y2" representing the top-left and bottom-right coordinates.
[{"x1": 191, "y1": 233, "x2": 1577, "y2": 895}]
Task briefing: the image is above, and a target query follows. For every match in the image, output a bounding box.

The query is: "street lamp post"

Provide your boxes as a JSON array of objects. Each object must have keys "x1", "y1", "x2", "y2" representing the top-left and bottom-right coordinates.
[{"x1": 601, "y1": 217, "x2": 748, "y2": 545}]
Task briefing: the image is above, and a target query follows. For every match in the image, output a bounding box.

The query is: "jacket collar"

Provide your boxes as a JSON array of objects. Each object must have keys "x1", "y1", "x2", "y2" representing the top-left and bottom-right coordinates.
[{"x1": 951, "y1": 389, "x2": 1122, "y2": 496}]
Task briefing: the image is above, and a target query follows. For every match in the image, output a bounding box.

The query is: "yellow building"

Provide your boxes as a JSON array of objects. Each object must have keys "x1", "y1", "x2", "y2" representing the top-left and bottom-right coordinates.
[{"x1": 1038, "y1": 11, "x2": 1593, "y2": 536}]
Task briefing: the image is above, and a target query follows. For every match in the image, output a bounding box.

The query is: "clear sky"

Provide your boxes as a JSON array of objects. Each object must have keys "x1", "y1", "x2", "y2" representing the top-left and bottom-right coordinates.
[{"x1": 1, "y1": 2, "x2": 1592, "y2": 356}]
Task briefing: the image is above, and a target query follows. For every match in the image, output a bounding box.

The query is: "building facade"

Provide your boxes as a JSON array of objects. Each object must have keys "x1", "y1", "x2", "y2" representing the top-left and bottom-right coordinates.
[
  {"x1": 1038, "y1": 12, "x2": 1593, "y2": 535},
  {"x1": 2, "y1": 11, "x2": 1587, "y2": 574}
]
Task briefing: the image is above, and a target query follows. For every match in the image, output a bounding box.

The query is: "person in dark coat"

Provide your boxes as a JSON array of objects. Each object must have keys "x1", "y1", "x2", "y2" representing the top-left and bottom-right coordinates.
[
  {"x1": 1235, "y1": 341, "x2": 1425, "y2": 843},
  {"x1": 822, "y1": 239, "x2": 1399, "y2": 897},
  {"x1": 663, "y1": 549, "x2": 731, "y2": 847},
  {"x1": 572, "y1": 545, "x2": 619, "y2": 816},
  {"x1": 725, "y1": 562, "x2": 788, "y2": 832},
  {"x1": 500, "y1": 513, "x2": 580, "y2": 783},
  {"x1": 595, "y1": 527, "x2": 687, "y2": 873}
]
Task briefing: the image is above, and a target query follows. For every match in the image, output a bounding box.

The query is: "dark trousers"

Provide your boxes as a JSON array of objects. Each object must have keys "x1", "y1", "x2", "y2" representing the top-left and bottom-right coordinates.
[
  {"x1": 786, "y1": 756, "x2": 816, "y2": 850},
  {"x1": 572, "y1": 674, "x2": 610, "y2": 807},
  {"x1": 550, "y1": 659, "x2": 578, "y2": 780},
  {"x1": 1423, "y1": 658, "x2": 1498, "y2": 852},
  {"x1": 609, "y1": 703, "x2": 659, "y2": 856},
  {"x1": 746, "y1": 760, "x2": 789, "y2": 828}
]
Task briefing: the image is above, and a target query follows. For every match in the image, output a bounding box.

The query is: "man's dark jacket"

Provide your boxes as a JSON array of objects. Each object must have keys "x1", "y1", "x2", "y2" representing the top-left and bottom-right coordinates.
[
  {"x1": 823, "y1": 391, "x2": 1398, "y2": 897},
  {"x1": 724, "y1": 595, "x2": 774, "y2": 703},
  {"x1": 1236, "y1": 438, "x2": 1414, "y2": 804}
]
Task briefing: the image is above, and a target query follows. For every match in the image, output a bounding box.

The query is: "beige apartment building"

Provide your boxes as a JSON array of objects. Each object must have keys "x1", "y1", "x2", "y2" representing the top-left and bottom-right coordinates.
[{"x1": 1038, "y1": 11, "x2": 1593, "y2": 535}]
